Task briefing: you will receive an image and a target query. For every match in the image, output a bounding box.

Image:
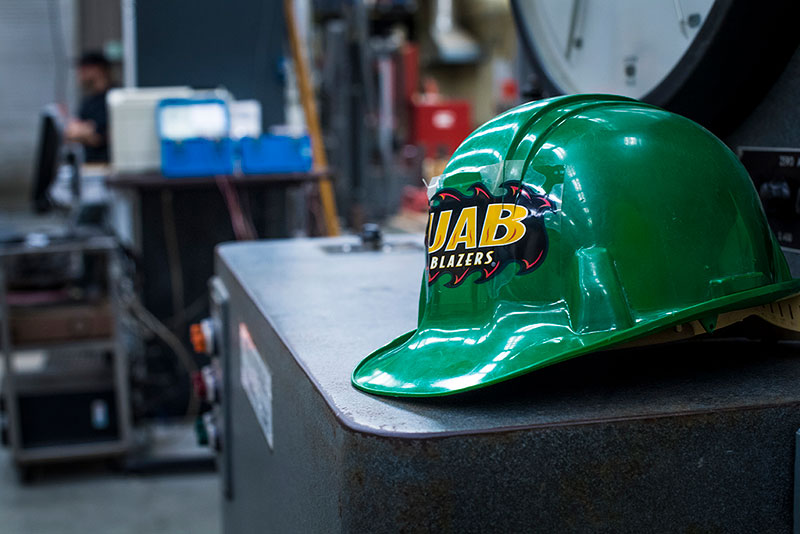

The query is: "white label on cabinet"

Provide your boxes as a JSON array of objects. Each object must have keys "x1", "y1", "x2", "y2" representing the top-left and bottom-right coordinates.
[{"x1": 239, "y1": 323, "x2": 273, "y2": 450}]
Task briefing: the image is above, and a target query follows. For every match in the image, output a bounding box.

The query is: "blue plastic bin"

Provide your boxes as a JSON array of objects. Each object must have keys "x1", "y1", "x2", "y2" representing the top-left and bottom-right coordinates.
[
  {"x1": 160, "y1": 138, "x2": 234, "y2": 177},
  {"x1": 240, "y1": 135, "x2": 312, "y2": 174},
  {"x1": 157, "y1": 98, "x2": 234, "y2": 177}
]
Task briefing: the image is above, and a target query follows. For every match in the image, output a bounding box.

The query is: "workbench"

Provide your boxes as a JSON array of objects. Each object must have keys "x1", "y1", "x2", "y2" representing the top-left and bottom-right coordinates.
[
  {"x1": 105, "y1": 170, "x2": 327, "y2": 417},
  {"x1": 214, "y1": 234, "x2": 800, "y2": 533}
]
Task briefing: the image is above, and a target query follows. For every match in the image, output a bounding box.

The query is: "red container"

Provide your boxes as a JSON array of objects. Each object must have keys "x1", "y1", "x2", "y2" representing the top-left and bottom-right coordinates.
[{"x1": 410, "y1": 100, "x2": 472, "y2": 159}]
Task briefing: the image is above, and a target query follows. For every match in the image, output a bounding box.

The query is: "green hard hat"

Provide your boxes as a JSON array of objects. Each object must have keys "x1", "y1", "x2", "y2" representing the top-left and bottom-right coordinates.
[{"x1": 352, "y1": 94, "x2": 800, "y2": 397}]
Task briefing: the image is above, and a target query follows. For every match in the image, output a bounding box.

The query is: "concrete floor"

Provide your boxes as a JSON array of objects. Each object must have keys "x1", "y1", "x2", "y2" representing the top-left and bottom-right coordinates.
[{"x1": 0, "y1": 446, "x2": 220, "y2": 534}]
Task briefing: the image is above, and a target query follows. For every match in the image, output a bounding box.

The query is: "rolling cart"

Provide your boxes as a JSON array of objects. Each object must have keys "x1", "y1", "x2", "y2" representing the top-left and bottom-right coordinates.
[{"x1": 0, "y1": 234, "x2": 132, "y2": 481}]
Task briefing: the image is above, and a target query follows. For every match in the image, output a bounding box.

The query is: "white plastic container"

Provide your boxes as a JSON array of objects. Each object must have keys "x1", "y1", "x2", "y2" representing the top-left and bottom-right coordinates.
[{"x1": 106, "y1": 86, "x2": 193, "y2": 173}]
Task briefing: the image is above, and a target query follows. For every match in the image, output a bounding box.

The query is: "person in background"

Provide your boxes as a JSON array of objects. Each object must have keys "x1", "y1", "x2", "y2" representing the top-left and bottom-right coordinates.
[{"x1": 65, "y1": 52, "x2": 111, "y2": 162}]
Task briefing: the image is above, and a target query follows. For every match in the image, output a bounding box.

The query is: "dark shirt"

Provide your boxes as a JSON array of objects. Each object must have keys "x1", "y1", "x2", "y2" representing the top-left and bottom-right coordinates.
[{"x1": 78, "y1": 90, "x2": 109, "y2": 162}]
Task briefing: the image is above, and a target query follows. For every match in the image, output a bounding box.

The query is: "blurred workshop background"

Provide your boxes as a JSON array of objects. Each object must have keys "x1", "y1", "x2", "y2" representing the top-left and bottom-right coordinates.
[{"x1": 1, "y1": 0, "x2": 800, "y2": 532}]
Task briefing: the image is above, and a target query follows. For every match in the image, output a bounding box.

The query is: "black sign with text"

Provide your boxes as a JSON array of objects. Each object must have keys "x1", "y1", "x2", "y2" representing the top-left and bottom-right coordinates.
[{"x1": 739, "y1": 147, "x2": 800, "y2": 251}]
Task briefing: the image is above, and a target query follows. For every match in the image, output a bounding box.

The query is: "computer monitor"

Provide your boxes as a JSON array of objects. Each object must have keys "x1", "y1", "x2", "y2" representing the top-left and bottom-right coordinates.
[{"x1": 30, "y1": 105, "x2": 64, "y2": 213}]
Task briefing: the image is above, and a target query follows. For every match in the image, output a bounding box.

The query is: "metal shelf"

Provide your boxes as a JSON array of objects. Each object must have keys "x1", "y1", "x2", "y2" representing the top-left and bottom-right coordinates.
[
  {"x1": 12, "y1": 354, "x2": 115, "y2": 395},
  {"x1": 0, "y1": 235, "x2": 116, "y2": 258},
  {"x1": 15, "y1": 441, "x2": 129, "y2": 464},
  {"x1": 8, "y1": 337, "x2": 115, "y2": 353}
]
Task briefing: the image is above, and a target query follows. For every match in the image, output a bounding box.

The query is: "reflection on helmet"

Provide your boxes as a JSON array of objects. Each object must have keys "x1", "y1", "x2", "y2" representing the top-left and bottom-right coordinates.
[{"x1": 352, "y1": 94, "x2": 800, "y2": 397}]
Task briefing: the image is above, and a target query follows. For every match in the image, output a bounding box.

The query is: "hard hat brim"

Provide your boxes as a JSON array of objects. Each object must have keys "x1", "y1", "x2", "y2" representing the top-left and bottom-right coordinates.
[{"x1": 352, "y1": 279, "x2": 800, "y2": 397}]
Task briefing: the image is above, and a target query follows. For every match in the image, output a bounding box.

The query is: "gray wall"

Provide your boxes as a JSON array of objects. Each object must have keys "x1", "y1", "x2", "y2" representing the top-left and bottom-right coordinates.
[
  {"x1": 0, "y1": 0, "x2": 76, "y2": 202},
  {"x1": 79, "y1": 0, "x2": 122, "y2": 54},
  {"x1": 134, "y1": 0, "x2": 286, "y2": 129}
]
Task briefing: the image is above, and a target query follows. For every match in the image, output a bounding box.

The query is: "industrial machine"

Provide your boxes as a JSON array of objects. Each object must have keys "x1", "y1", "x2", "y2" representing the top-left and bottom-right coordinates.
[{"x1": 204, "y1": 233, "x2": 800, "y2": 532}]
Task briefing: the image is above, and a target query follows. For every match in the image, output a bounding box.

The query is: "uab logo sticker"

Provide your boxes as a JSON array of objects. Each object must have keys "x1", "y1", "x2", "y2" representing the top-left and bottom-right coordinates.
[{"x1": 426, "y1": 181, "x2": 553, "y2": 287}]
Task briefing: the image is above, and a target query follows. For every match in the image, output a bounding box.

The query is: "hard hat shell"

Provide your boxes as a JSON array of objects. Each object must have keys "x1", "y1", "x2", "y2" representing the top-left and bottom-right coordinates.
[{"x1": 352, "y1": 94, "x2": 800, "y2": 397}]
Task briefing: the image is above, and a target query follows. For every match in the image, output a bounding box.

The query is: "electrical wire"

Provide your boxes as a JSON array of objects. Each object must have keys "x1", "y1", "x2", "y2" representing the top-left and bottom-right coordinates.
[
  {"x1": 238, "y1": 185, "x2": 258, "y2": 236},
  {"x1": 160, "y1": 190, "x2": 186, "y2": 333},
  {"x1": 216, "y1": 177, "x2": 247, "y2": 239},
  {"x1": 121, "y1": 293, "x2": 200, "y2": 423},
  {"x1": 165, "y1": 290, "x2": 209, "y2": 331},
  {"x1": 216, "y1": 176, "x2": 257, "y2": 240},
  {"x1": 307, "y1": 182, "x2": 326, "y2": 236},
  {"x1": 119, "y1": 243, "x2": 204, "y2": 331},
  {"x1": 116, "y1": 249, "x2": 199, "y2": 422}
]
